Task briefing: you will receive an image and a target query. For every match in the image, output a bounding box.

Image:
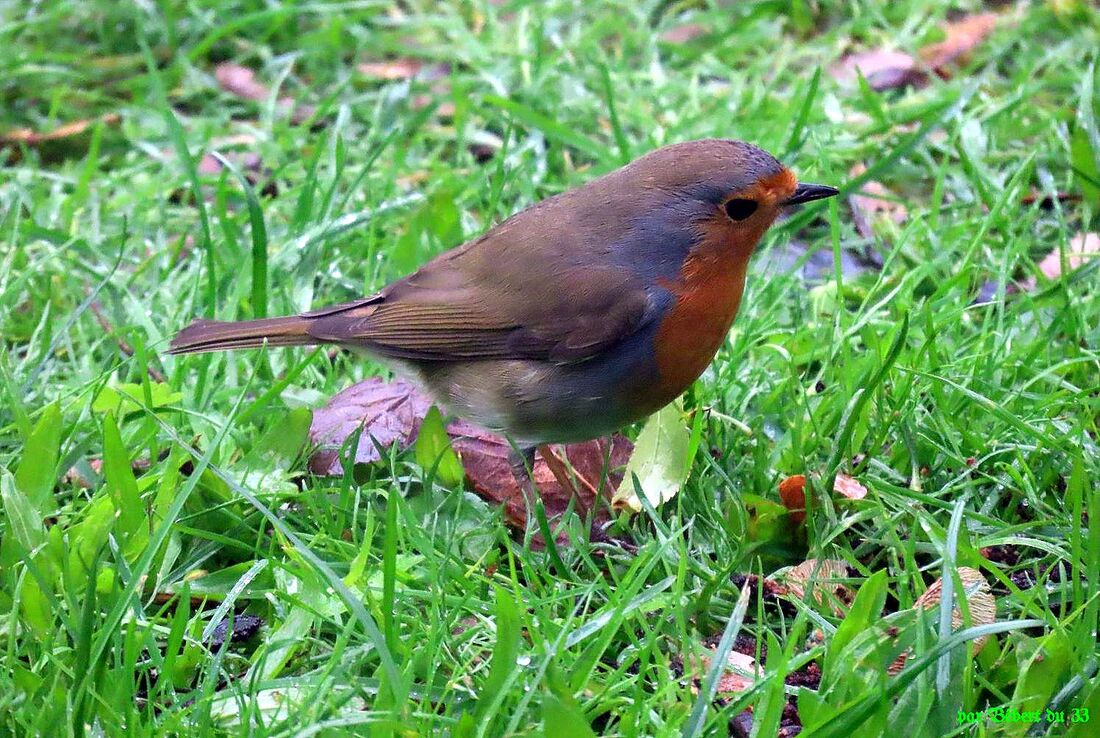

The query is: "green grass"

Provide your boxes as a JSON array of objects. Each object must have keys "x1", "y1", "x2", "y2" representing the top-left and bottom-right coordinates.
[{"x1": 2, "y1": 1, "x2": 1099, "y2": 736}]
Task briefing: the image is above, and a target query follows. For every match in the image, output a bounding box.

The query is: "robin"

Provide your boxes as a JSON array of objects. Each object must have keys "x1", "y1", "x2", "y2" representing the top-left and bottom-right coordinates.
[{"x1": 170, "y1": 139, "x2": 836, "y2": 483}]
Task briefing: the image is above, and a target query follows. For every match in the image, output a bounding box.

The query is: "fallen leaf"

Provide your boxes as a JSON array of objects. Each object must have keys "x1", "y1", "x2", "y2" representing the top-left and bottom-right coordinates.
[
  {"x1": 2, "y1": 113, "x2": 121, "y2": 146},
  {"x1": 1019, "y1": 191, "x2": 1081, "y2": 209},
  {"x1": 63, "y1": 456, "x2": 153, "y2": 489},
  {"x1": 214, "y1": 63, "x2": 315, "y2": 126},
  {"x1": 358, "y1": 59, "x2": 450, "y2": 81},
  {"x1": 659, "y1": 24, "x2": 707, "y2": 45},
  {"x1": 193, "y1": 150, "x2": 278, "y2": 198},
  {"x1": 215, "y1": 63, "x2": 268, "y2": 101},
  {"x1": 411, "y1": 93, "x2": 456, "y2": 118},
  {"x1": 762, "y1": 241, "x2": 881, "y2": 283},
  {"x1": 452, "y1": 420, "x2": 632, "y2": 529},
  {"x1": 1, "y1": 114, "x2": 122, "y2": 163},
  {"x1": 828, "y1": 50, "x2": 922, "y2": 91},
  {"x1": 778, "y1": 474, "x2": 808, "y2": 524},
  {"x1": 847, "y1": 163, "x2": 908, "y2": 239},
  {"x1": 611, "y1": 402, "x2": 691, "y2": 513},
  {"x1": 833, "y1": 473, "x2": 868, "y2": 500},
  {"x1": 685, "y1": 648, "x2": 759, "y2": 696},
  {"x1": 307, "y1": 376, "x2": 632, "y2": 532},
  {"x1": 919, "y1": 13, "x2": 999, "y2": 71},
  {"x1": 889, "y1": 566, "x2": 996, "y2": 674},
  {"x1": 830, "y1": 12, "x2": 1002, "y2": 92},
  {"x1": 714, "y1": 650, "x2": 758, "y2": 694},
  {"x1": 778, "y1": 558, "x2": 855, "y2": 615},
  {"x1": 1021, "y1": 233, "x2": 1099, "y2": 291},
  {"x1": 308, "y1": 377, "x2": 433, "y2": 475}
]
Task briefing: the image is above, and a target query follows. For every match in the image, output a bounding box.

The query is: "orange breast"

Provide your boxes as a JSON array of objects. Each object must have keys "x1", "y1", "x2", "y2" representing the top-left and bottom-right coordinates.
[
  {"x1": 639, "y1": 167, "x2": 795, "y2": 412},
  {"x1": 648, "y1": 248, "x2": 749, "y2": 410}
]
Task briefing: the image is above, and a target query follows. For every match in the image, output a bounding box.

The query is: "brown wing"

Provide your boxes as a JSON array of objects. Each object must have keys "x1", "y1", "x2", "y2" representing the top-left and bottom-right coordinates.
[{"x1": 305, "y1": 224, "x2": 657, "y2": 364}]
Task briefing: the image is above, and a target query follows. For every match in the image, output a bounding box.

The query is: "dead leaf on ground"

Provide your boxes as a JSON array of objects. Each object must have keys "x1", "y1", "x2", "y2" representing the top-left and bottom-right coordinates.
[
  {"x1": 63, "y1": 456, "x2": 152, "y2": 489},
  {"x1": 1020, "y1": 191, "x2": 1081, "y2": 209},
  {"x1": 215, "y1": 63, "x2": 269, "y2": 101},
  {"x1": 1021, "y1": 233, "x2": 1099, "y2": 291},
  {"x1": 692, "y1": 649, "x2": 758, "y2": 695},
  {"x1": 833, "y1": 473, "x2": 868, "y2": 500},
  {"x1": 762, "y1": 241, "x2": 882, "y2": 283},
  {"x1": 198, "y1": 150, "x2": 278, "y2": 197},
  {"x1": 166, "y1": 147, "x2": 277, "y2": 203},
  {"x1": 888, "y1": 567, "x2": 996, "y2": 674},
  {"x1": 1, "y1": 113, "x2": 122, "y2": 163},
  {"x1": 778, "y1": 474, "x2": 808, "y2": 524},
  {"x1": 358, "y1": 59, "x2": 454, "y2": 118},
  {"x1": 214, "y1": 63, "x2": 317, "y2": 126},
  {"x1": 830, "y1": 12, "x2": 1002, "y2": 92},
  {"x1": 659, "y1": 24, "x2": 707, "y2": 45},
  {"x1": 308, "y1": 377, "x2": 433, "y2": 475},
  {"x1": 778, "y1": 558, "x2": 855, "y2": 615},
  {"x1": 308, "y1": 376, "x2": 632, "y2": 533},
  {"x1": 777, "y1": 472, "x2": 866, "y2": 522},
  {"x1": 828, "y1": 50, "x2": 922, "y2": 91},
  {"x1": 411, "y1": 92, "x2": 456, "y2": 118},
  {"x1": 450, "y1": 420, "x2": 631, "y2": 529},
  {"x1": 919, "y1": 13, "x2": 1000, "y2": 70},
  {"x1": 847, "y1": 163, "x2": 908, "y2": 239},
  {"x1": 206, "y1": 614, "x2": 264, "y2": 650},
  {"x1": 358, "y1": 59, "x2": 450, "y2": 81},
  {"x1": 2, "y1": 113, "x2": 121, "y2": 147}
]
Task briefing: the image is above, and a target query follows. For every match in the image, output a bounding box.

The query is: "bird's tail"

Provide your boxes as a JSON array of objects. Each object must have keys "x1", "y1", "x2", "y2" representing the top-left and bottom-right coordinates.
[{"x1": 168, "y1": 316, "x2": 319, "y2": 355}]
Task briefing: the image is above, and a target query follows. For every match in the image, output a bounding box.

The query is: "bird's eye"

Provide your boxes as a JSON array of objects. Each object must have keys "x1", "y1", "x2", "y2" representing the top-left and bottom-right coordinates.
[{"x1": 724, "y1": 198, "x2": 758, "y2": 221}]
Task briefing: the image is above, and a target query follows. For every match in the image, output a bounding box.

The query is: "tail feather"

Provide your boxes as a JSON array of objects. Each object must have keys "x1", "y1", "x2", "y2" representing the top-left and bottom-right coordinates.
[{"x1": 169, "y1": 316, "x2": 319, "y2": 355}]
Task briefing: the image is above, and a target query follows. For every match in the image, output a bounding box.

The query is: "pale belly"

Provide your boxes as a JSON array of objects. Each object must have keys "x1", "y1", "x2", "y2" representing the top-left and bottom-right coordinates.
[{"x1": 411, "y1": 328, "x2": 666, "y2": 446}]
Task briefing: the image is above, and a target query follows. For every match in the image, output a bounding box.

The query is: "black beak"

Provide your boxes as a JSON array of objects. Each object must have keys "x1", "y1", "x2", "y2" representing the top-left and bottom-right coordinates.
[{"x1": 785, "y1": 182, "x2": 839, "y2": 206}]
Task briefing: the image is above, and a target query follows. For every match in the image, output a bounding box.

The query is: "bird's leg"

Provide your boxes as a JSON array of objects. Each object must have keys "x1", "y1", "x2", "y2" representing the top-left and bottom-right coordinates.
[
  {"x1": 509, "y1": 444, "x2": 539, "y2": 498},
  {"x1": 510, "y1": 443, "x2": 624, "y2": 547},
  {"x1": 540, "y1": 444, "x2": 630, "y2": 549},
  {"x1": 508, "y1": 444, "x2": 587, "y2": 522},
  {"x1": 537, "y1": 444, "x2": 589, "y2": 518}
]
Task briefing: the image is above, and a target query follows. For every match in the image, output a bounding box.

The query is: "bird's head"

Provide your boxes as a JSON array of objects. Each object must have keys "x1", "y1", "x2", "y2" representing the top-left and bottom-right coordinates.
[
  {"x1": 643, "y1": 139, "x2": 836, "y2": 253},
  {"x1": 609, "y1": 139, "x2": 837, "y2": 273}
]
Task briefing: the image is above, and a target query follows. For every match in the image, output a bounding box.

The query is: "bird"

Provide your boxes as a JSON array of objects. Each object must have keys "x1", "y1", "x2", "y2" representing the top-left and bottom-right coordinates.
[{"x1": 170, "y1": 138, "x2": 837, "y2": 492}]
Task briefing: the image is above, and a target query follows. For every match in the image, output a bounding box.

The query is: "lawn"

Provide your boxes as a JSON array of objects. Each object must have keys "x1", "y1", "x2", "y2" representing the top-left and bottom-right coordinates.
[{"x1": 2, "y1": 1, "x2": 1099, "y2": 736}]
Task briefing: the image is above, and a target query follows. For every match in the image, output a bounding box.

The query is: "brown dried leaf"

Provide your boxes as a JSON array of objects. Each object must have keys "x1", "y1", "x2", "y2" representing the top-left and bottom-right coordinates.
[
  {"x1": 63, "y1": 456, "x2": 152, "y2": 489},
  {"x1": 308, "y1": 377, "x2": 433, "y2": 475},
  {"x1": 307, "y1": 377, "x2": 632, "y2": 532},
  {"x1": 1020, "y1": 191, "x2": 1081, "y2": 209},
  {"x1": 830, "y1": 12, "x2": 1001, "y2": 92},
  {"x1": 214, "y1": 64, "x2": 316, "y2": 126},
  {"x1": 1, "y1": 114, "x2": 122, "y2": 164},
  {"x1": 451, "y1": 420, "x2": 631, "y2": 529},
  {"x1": 833, "y1": 473, "x2": 868, "y2": 500},
  {"x1": 2, "y1": 113, "x2": 121, "y2": 146},
  {"x1": 687, "y1": 649, "x2": 758, "y2": 695},
  {"x1": 411, "y1": 93, "x2": 456, "y2": 119},
  {"x1": 197, "y1": 151, "x2": 264, "y2": 177},
  {"x1": 358, "y1": 59, "x2": 450, "y2": 81},
  {"x1": 659, "y1": 24, "x2": 707, "y2": 45},
  {"x1": 847, "y1": 163, "x2": 908, "y2": 239},
  {"x1": 780, "y1": 559, "x2": 854, "y2": 615},
  {"x1": 828, "y1": 50, "x2": 921, "y2": 91},
  {"x1": 919, "y1": 13, "x2": 999, "y2": 71},
  {"x1": 1021, "y1": 233, "x2": 1099, "y2": 291},
  {"x1": 778, "y1": 474, "x2": 808, "y2": 524},
  {"x1": 170, "y1": 149, "x2": 277, "y2": 202},
  {"x1": 889, "y1": 566, "x2": 996, "y2": 674},
  {"x1": 215, "y1": 63, "x2": 269, "y2": 101}
]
